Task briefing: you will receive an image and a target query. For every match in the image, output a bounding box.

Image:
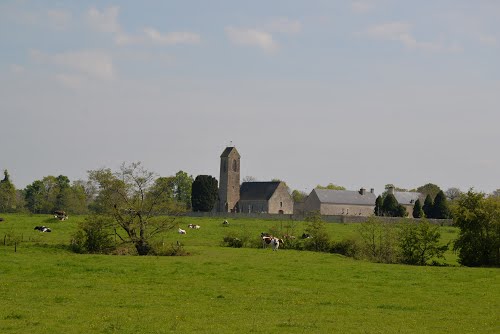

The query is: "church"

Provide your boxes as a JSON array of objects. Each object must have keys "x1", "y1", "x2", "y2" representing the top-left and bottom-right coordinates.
[{"x1": 217, "y1": 147, "x2": 294, "y2": 214}]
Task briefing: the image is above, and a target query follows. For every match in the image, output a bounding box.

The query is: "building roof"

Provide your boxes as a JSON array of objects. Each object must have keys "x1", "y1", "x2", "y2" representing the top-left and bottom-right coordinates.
[
  {"x1": 393, "y1": 191, "x2": 423, "y2": 205},
  {"x1": 313, "y1": 188, "x2": 376, "y2": 206},
  {"x1": 240, "y1": 182, "x2": 281, "y2": 201},
  {"x1": 220, "y1": 147, "x2": 240, "y2": 158}
]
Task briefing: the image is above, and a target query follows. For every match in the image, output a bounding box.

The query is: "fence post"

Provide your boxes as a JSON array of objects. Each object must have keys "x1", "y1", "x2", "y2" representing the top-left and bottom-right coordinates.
[
  {"x1": 3, "y1": 235, "x2": 5, "y2": 246},
  {"x1": 14, "y1": 242, "x2": 17, "y2": 253}
]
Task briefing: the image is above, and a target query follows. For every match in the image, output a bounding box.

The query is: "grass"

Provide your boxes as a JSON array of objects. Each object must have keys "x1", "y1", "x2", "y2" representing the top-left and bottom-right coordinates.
[{"x1": 0, "y1": 214, "x2": 499, "y2": 333}]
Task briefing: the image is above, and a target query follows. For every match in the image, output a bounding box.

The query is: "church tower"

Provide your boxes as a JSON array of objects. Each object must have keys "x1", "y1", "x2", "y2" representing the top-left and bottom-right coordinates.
[{"x1": 218, "y1": 147, "x2": 240, "y2": 212}]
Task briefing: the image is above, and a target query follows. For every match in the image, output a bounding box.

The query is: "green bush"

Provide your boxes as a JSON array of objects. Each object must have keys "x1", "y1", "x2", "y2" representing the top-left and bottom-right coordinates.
[
  {"x1": 330, "y1": 238, "x2": 359, "y2": 257},
  {"x1": 222, "y1": 236, "x2": 243, "y2": 248},
  {"x1": 70, "y1": 215, "x2": 115, "y2": 254}
]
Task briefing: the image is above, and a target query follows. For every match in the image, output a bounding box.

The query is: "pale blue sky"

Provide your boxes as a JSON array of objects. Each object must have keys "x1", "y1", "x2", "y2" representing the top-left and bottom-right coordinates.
[{"x1": 1, "y1": 0, "x2": 499, "y2": 195}]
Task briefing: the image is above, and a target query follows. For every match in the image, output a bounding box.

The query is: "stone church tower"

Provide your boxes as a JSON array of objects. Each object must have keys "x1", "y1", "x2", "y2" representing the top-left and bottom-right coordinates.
[{"x1": 218, "y1": 147, "x2": 240, "y2": 212}]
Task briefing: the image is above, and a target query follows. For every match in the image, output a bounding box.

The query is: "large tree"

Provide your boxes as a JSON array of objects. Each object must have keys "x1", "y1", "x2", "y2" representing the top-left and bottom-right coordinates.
[
  {"x1": 432, "y1": 190, "x2": 451, "y2": 219},
  {"x1": 0, "y1": 170, "x2": 17, "y2": 212},
  {"x1": 416, "y1": 183, "x2": 442, "y2": 200},
  {"x1": 191, "y1": 175, "x2": 218, "y2": 212},
  {"x1": 291, "y1": 189, "x2": 308, "y2": 203},
  {"x1": 87, "y1": 162, "x2": 177, "y2": 255},
  {"x1": 445, "y1": 187, "x2": 462, "y2": 201},
  {"x1": 374, "y1": 195, "x2": 383, "y2": 216},
  {"x1": 453, "y1": 190, "x2": 500, "y2": 267},
  {"x1": 399, "y1": 220, "x2": 448, "y2": 265}
]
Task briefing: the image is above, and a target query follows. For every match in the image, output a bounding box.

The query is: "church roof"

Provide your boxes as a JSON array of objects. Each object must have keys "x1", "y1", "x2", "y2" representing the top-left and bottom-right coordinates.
[
  {"x1": 313, "y1": 188, "x2": 376, "y2": 206},
  {"x1": 240, "y1": 182, "x2": 281, "y2": 201},
  {"x1": 220, "y1": 147, "x2": 240, "y2": 158}
]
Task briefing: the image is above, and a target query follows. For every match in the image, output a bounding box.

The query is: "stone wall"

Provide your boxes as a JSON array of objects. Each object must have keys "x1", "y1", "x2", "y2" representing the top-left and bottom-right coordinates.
[{"x1": 185, "y1": 211, "x2": 454, "y2": 226}]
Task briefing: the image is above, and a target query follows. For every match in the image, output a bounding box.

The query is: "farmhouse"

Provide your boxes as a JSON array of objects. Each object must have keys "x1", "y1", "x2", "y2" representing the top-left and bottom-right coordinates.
[
  {"x1": 217, "y1": 147, "x2": 293, "y2": 214},
  {"x1": 388, "y1": 186, "x2": 425, "y2": 216},
  {"x1": 301, "y1": 188, "x2": 377, "y2": 216}
]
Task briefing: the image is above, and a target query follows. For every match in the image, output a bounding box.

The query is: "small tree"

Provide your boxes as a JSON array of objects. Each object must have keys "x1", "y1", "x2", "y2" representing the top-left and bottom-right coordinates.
[
  {"x1": 191, "y1": 175, "x2": 218, "y2": 212},
  {"x1": 412, "y1": 199, "x2": 424, "y2": 218},
  {"x1": 374, "y1": 195, "x2": 383, "y2": 216},
  {"x1": 0, "y1": 170, "x2": 17, "y2": 212},
  {"x1": 399, "y1": 220, "x2": 449, "y2": 265},
  {"x1": 422, "y1": 194, "x2": 434, "y2": 218},
  {"x1": 304, "y1": 212, "x2": 331, "y2": 252},
  {"x1": 432, "y1": 190, "x2": 451, "y2": 219},
  {"x1": 71, "y1": 215, "x2": 115, "y2": 254},
  {"x1": 381, "y1": 194, "x2": 407, "y2": 217},
  {"x1": 453, "y1": 190, "x2": 500, "y2": 267},
  {"x1": 357, "y1": 216, "x2": 399, "y2": 263}
]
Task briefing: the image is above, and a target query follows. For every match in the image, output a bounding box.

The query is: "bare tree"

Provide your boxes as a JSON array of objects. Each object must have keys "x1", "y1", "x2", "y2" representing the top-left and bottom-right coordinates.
[
  {"x1": 88, "y1": 162, "x2": 178, "y2": 255},
  {"x1": 242, "y1": 176, "x2": 257, "y2": 182},
  {"x1": 445, "y1": 187, "x2": 462, "y2": 201}
]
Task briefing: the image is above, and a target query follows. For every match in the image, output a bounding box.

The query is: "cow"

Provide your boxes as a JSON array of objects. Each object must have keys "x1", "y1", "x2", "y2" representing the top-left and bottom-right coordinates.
[
  {"x1": 53, "y1": 210, "x2": 68, "y2": 221},
  {"x1": 178, "y1": 228, "x2": 186, "y2": 234},
  {"x1": 261, "y1": 235, "x2": 284, "y2": 251},
  {"x1": 0, "y1": 217, "x2": 4, "y2": 222},
  {"x1": 34, "y1": 226, "x2": 51, "y2": 232},
  {"x1": 301, "y1": 233, "x2": 311, "y2": 239},
  {"x1": 222, "y1": 220, "x2": 229, "y2": 226},
  {"x1": 187, "y1": 224, "x2": 200, "y2": 229}
]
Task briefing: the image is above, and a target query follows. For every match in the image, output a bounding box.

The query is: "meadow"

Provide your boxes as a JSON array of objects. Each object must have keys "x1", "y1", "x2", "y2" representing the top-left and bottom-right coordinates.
[{"x1": 0, "y1": 214, "x2": 498, "y2": 333}]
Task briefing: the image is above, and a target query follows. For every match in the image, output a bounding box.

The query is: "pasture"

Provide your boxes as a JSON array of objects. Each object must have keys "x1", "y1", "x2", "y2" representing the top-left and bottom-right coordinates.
[{"x1": 0, "y1": 214, "x2": 498, "y2": 333}]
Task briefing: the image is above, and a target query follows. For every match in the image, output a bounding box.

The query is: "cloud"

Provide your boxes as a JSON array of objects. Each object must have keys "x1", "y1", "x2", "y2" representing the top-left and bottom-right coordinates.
[
  {"x1": 265, "y1": 18, "x2": 301, "y2": 34},
  {"x1": 479, "y1": 34, "x2": 497, "y2": 46},
  {"x1": 363, "y1": 22, "x2": 462, "y2": 52},
  {"x1": 31, "y1": 49, "x2": 114, "y2": 80},
  {"x1": 351, "y1": 1, "x2": 375, "y2": 13},
  {"x1": 55, "y1": 73, "x2": 84, "y2": 89},
  {"x1": 86, "y1": 6, "x2": 120, "y2": 34},
  {"x1": 10, "y1": 64, "x2": 25, "y2": 73},
  {"x1": 47, "y1": 9, "x2": 71, "y2": 30},
  {"x1": 143, "y1": 28, "x2": 201, "y2": 45},
  {"x1": 225, "y1": 27, "x2": 278, "y2": 52}
]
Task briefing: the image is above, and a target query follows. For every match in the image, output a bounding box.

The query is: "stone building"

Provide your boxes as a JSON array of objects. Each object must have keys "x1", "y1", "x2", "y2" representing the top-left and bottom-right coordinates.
[
  {"x1": 217, "y1": 147, "x2": 293, "y2": 214},
  {"x1": 301, "y1": 188, "x2": 376, "y2": 216}
]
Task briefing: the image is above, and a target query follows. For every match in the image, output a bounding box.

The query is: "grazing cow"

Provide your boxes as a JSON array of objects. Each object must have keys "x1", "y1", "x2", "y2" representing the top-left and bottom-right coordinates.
[
  {"x1": 262, "y1": 235, "x2": 283, "y2": 251},
  {"x1": 222, "y1": 220, "x2": 229, "y2": 226},
  {"x1": 0, "y1": 217, "x2": 4, "y2": 222},
  {"x1": 34, "y1": 226, "x2": 51, "y2": 232},
  {"x1": 301, "y1": 233, "x2": 311, "y2": 239},
  {"x1": 187, "y1": 224, "x2": 200, "y2": 229},
  {"x1": 178, "y1": 228, "x2": 186, "y2": 234}
]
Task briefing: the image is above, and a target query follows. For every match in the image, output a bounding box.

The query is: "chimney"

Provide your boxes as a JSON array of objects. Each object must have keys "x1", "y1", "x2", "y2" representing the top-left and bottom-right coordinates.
[
  {"x1": 359, "y1": 188, "x2": 366, "y2": 195},
  {"x1": 388, "y1": 186, "x2": 395, "y2": 195}
]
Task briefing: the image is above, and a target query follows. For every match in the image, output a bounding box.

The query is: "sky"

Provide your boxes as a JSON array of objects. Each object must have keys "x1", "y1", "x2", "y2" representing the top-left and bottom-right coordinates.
[{"x1": 0, "y1": 0, "x2": 499, "y2": 195}]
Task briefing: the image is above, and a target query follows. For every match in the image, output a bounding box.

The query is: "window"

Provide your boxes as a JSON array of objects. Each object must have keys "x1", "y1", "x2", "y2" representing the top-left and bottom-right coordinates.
[
  {"x1": 280, "y1": 201, "x2": 283, "y2": 207},
  {"x1": 232, "y1": 159, "x2": 237, "y2": 172}
]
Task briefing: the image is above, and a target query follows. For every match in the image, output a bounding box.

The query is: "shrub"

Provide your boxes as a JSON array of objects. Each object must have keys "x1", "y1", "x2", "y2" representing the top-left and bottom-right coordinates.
[
  {"x1": 398, "y1": 220, "x2": 449, "y2": 265},
  {"x1": 330, "y1": 238, "x2": 359, "y2": 257},
  {"x1": 222, "y1": 236, "x2": 243, "y2": 248},
  {"x1": 71, "y1": 215, "x2": 115, "y2": 254},
  {"x1": 303, "y1": 217, "x2": 331, "y2": 253}
]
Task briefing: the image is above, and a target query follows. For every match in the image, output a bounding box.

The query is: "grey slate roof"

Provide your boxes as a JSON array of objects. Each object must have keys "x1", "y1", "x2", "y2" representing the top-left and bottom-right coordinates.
[
  {"x1": 393, "y1": 191, "x2": 423, "y2": 205},
  {"x1": 220, "y1": 147, "x2": 240, "y2": 158},
  {"x1": 314, "y1": 189, "x2": 376, "y2": 206},
  {"x1": 240, "y1": 182, "x2": 281, "y2": 201}
]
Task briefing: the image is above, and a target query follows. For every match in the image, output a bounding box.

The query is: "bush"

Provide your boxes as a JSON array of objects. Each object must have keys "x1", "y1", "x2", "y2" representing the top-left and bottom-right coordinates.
[
  {"x1": 221, "y1": 236, "x2": 243, "y2": 248},
  {"x1": 398, "y1": 220, "x2": 449, "y2": 265},
  {"x1": 71, "y1": 215, "x2": 115, "y2": 254},
  {"x1": 330, "y1": 239, "x2": 359, "y2": 257},
  {"x1": 303, "y1": 218, "x2": 331, "y2": 253}
]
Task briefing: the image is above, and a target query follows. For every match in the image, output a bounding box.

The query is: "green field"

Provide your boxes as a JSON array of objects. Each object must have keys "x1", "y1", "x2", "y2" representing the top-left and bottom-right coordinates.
[{"x1": 0, "y1": 214, "x2": 498, "y2": 333}]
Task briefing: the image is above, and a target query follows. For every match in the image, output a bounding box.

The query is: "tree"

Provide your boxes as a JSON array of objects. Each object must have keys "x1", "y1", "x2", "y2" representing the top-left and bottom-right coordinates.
[
  {"x1": 87, "y1": 162, "x2": 177, "y2": 255},
  {"x1": 316, "y1": 183, "x2": 346, "y2": 190},
  {"x1": 291, "y1": 189, "x2": 307, "y2": 203},
  {"x1": 399, "y1": 220, "x2": 449, "y2": 265},
  {"x1": 422, "y1": 194, "x2": 434, "y2": 218},
  {"x1": 374, "y1": 195, "x2": 383, "y2": 216},
  {"x1": 24, "y1": 180, "x2": 47, "y2": 213},
  {"x1": 416, "y1": 183, "x2": 441, "y2": 200},
  {"x1": 445, "y1": 187, "x2": 462, "y2": 201},
  {"x1": 173, "y1": 171, "x2": 193, "y2": 209},
  {"x1": 304, "y1": 212, "x2": 331, "y2": 252},
  {"x1": 357, "y1": 216, "x2": 400, "y2": 263},
  {"x1": 432, "y1": 190, "x2": 451, "y2": 219},
  {"x1": 191, "y1": 175, "x2": 218, "y2": 212},
  {"x1": 0, "y1": 170, "x2": 17, "y2": 212},
  {"x1": 381, "y1": 194, "x2": 407, "y2": 217},
  {"x1": 453, "y1": 190, "x2": 500, "y2": 267},
  {"x1": 491, "y1": 189, "x2": 500, "y2": 198},
  {"x1": 412, "y1": 199, "x2": 424, "y2": 218}
]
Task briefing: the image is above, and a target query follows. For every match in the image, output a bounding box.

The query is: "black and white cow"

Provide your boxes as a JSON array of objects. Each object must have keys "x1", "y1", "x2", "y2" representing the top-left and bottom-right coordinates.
[{"x1": 34, "y1": 226, "x2": 51, "y2": 232}]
